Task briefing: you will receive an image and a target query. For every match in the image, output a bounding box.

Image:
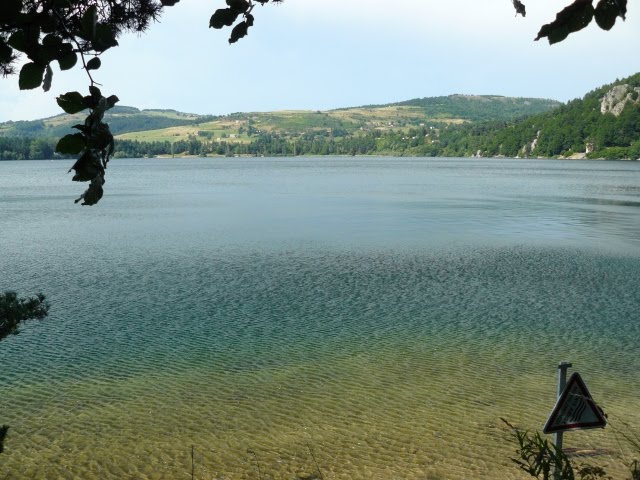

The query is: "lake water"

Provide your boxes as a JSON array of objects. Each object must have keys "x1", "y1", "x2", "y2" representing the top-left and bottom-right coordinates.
[{"x1": 1, "y1": 157, "x2": 639, "y2": 479}]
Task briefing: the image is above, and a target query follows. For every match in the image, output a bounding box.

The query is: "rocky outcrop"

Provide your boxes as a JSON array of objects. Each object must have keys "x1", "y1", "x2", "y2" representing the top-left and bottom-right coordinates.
[
  {"x1": 600, "y1": 84, "x2": 640, "y2": 116},
  {"x1": 530, "y1": 130, "x2": 541, "y2": 152},
  {"x1": 521, "y1": 130, "x2": 541, "y2": 156}
]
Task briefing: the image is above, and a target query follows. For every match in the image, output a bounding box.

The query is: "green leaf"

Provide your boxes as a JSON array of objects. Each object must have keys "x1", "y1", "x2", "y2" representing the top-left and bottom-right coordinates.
[
  {"x1": 229, "y1": 20, "x2": 250, "y2": 44},
  {"x1": 226, "y1": 0, "x2": 250, "y2": 10},
  {"x1": 56, "y1": 133, "x2": 86, "y2": 155},
  {"x1": 39, "y1": 45, "x2": 63, "y2": 64},
  {"x1": 75, "y1": 176, "x2": 104, "y2": 206},
  {"x1": 0, "y1": 0, "x2": 21, "y2": 23},
  {"x1": 107, "y1": 137, "x2": 115, "y2": 158},
  {"x1": 513, "y1": 0, "x2": 526, "y2": 17},
  {"x1": 58, "y1": 51, "x2": 77, "y2": 71},
  {"x1": 92, "y1": 24, "x2": 118, "y2": 52},
  {"x1": 42, "y1": 34, "x2": 62, "y2": 47},
  {"x1": 616, "y1": 0, "x2": 627, "y2": 19},
  {"x1": 40, "y1": 35, "x2": 64, "y2": 63},
  {"x1": 94, "y1": 97, "x2": 108, "y2": 118},
  {"x1": 209, "y1": 8, "x2": 241, "y2": 29},
  {"x1": 8, "y1": 24, "x2": 40, "y2": 52},
  {"x1": 82, "y1": 86, "x2": 103, "y2": 111},
  {"x1": 39, "y1": 13, "x2": 58, "y2": 34},
  {"x1": 86, "y1": 57, "x2": 101, "y2": 70},
  {"x1": 81, "y1": 5, "x2": 98, "y2": 40},
  {"x1": 42, "y1": 65, "x2": 53, "y2": 92},
  {"x1": 82, "y1": 96, "x2": 95, "y2": 110},
  {"x1": 7, "y1": 31, "x2": 27, "y2": 52},
  {"x1": 0, "y1": 41, "x2": 12, "y2": 63},
  {"x1": 72, "y1": 123, "x2": 90, "y2": 134},
  {"x1": 57, "y1": 91, "x2": 87, "y2": 114},
  {"x1": 106, "y1": 95, "x2": 120, "y2": 109},
  {"x1": 594, "y1": 0, "x2": 619, "y2": 30},
  {"x1": 19, "y1": 62, "x2": 46, "y2": 90},
  {"x1": 535, "y1": 0, "x2": 595, "y2": 44},
  {"x1": 69, "y1": 151, "x2": 103, "y2": 182},
  {"x1": 89, "y1": 85, "x2": 102, "y2": 99},
  {"x1": 88, "y1": 124, "x2": 113, "y2": 150}
]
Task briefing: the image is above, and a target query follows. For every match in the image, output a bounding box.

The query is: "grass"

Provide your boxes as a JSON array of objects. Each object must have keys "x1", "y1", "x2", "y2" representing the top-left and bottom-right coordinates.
[
  {"x1": 113, "y1": 105, "x2": 472, "y2": 144},
  {"x1": 116, "y1": 120, "x2": 254, "y2": 144},
  {"x1": 2, "y1": 95, "x2": 559, "y2": 142}
]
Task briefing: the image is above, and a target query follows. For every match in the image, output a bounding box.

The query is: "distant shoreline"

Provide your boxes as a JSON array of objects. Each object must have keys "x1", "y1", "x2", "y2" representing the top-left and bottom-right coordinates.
[{"x1": 1, "y1": 155, "x2": 638, "y2": 162}]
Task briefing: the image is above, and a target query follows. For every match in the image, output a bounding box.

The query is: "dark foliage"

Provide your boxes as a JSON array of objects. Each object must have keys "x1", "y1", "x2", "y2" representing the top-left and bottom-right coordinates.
[
  {"x1": 0, "y1": 425, "x2": 8, "y2": 454},
  {"x1": 535, "y1": 0, "x2": 627, "y2": 44},
  {"x1": 513, "y1": 0, "x2": 527, "y2": 17},
  {"x1": 56, "y1": 86, "x2": 119, "y2": 204},
  {"x1": 0, "y1": 291, "x2": 49, "y2": 456},
  {"x1": 510, "y1": 428, "x2": 575, "y2": 479},
  {"x1": 0, "y1": 1, "x2": 164, "y2": 86},
  {"x1": 0, "y1": 291, "x2": 49, "y2": 342},
  {"x1": 0, "y1": 1, "x2": 167, "y2": 203},
  {"x1": 209, "y1": 0, "x2": 282, "y2": 44}
]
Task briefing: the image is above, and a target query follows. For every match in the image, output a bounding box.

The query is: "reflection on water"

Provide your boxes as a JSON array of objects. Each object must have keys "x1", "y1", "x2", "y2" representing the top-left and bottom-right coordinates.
[{"x1": 0, "y1": 157, "x2": 639, "y2": 479}]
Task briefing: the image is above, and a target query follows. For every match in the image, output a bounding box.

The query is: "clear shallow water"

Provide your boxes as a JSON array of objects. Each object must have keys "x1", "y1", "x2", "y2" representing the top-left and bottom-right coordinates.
[{"x1": 0, "y1": 157, "x2": 639, "y2": 479}]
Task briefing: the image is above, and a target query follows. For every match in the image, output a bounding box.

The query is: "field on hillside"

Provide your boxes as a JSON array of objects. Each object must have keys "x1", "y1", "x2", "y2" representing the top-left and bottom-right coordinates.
[
  {"x1": 115, "y1": 106, "x2": 467, "y2": 144},
  {"x1": 1, "y1": 94, "x2": 560, "y2": 144}
]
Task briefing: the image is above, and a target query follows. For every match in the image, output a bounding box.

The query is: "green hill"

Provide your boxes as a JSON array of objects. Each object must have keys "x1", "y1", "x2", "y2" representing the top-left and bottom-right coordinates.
[
  {"x1": 4, "y1": 75, "x2": 640, "y2": 160},
  {"x1": 0, "y1": 95, "x2": 560, "y2": 142},
  {"x1": 0, "y1": 93, "x2": 563, "y2": 160},
  {"x1": 0, "y1": 106, "x2": 204, "y2": 138},
  {"x1": 111, "y1": 96, "x2": 561, "y2": 145},
  {"x1": 362, "y1": 94, "x2": 561, "y2": 122},
  {"x1": 418, "y1": 73, "x2": 640, "y2": 159}
]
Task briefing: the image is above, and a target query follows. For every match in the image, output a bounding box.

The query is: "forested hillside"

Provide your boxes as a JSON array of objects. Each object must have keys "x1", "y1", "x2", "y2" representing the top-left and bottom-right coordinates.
[
  {"x1": 0, "y1": 94, "x2": 559, "y2": 160},
  {"x1": 365, "y1": 95, "x2": 560, "y2": 122},
  {"x1": 0, "y1": 106, "x2": 203, "y2": 139},
  {"x1": 420, "y1": 73, "x2": 640, "y2": 159},
  {"x1": 2, "y1": 75, "x2": 639, "y2": 160},
  {"x1": 108, "y1": 75, "x2": 640, "y2": 160}
]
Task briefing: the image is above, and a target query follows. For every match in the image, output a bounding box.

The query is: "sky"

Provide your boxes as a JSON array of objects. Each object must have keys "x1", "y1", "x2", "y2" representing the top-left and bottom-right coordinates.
[{"x1": 1, "y1": 0, "x2": 639, "y2": 122}]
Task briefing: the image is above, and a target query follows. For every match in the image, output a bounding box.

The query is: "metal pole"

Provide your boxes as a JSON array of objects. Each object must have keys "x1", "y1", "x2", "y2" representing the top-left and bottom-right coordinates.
[{"x1": 553, "y1": 362, "x2": 572, "y2": 480}]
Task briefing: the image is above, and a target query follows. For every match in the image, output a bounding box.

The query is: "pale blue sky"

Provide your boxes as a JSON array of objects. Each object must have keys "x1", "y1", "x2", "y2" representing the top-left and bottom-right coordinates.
[{"x1": 1, "y1": 0, "x2": 639, "y2": 122}]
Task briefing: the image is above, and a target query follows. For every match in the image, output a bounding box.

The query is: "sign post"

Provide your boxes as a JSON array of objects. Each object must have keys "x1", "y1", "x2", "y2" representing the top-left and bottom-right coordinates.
[
  {"x1": 543, "y1": 363, "x2": 607, "y2": 480},
  {"x1": 553, "y1": 362, "x2": 572, "y2": 480}
]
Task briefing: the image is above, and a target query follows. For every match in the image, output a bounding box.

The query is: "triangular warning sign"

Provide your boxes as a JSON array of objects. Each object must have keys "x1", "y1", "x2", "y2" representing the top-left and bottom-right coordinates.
[{"x1": 543, "y1": 372, "x2": 607, "y2": 434}]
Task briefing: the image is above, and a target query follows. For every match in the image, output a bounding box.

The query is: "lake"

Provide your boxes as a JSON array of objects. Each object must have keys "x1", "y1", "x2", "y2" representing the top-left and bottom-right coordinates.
[{"x1": 1, "y1": 157, "x2": 639, "y2": 479}]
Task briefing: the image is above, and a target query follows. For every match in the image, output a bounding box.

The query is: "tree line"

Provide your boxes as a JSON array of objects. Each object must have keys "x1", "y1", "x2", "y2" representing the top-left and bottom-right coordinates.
[{"x1": 3, "y1": 109, "x2": 639, "y2": 161}]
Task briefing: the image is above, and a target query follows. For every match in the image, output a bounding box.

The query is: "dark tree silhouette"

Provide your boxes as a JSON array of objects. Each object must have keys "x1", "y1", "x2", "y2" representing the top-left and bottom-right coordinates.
[
  {"x1": 0, "y1": 291, "x2": 49, "y2": 454},
  {"x1": 0, "y1": 291, "x2": 49, "y2": 342}
]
